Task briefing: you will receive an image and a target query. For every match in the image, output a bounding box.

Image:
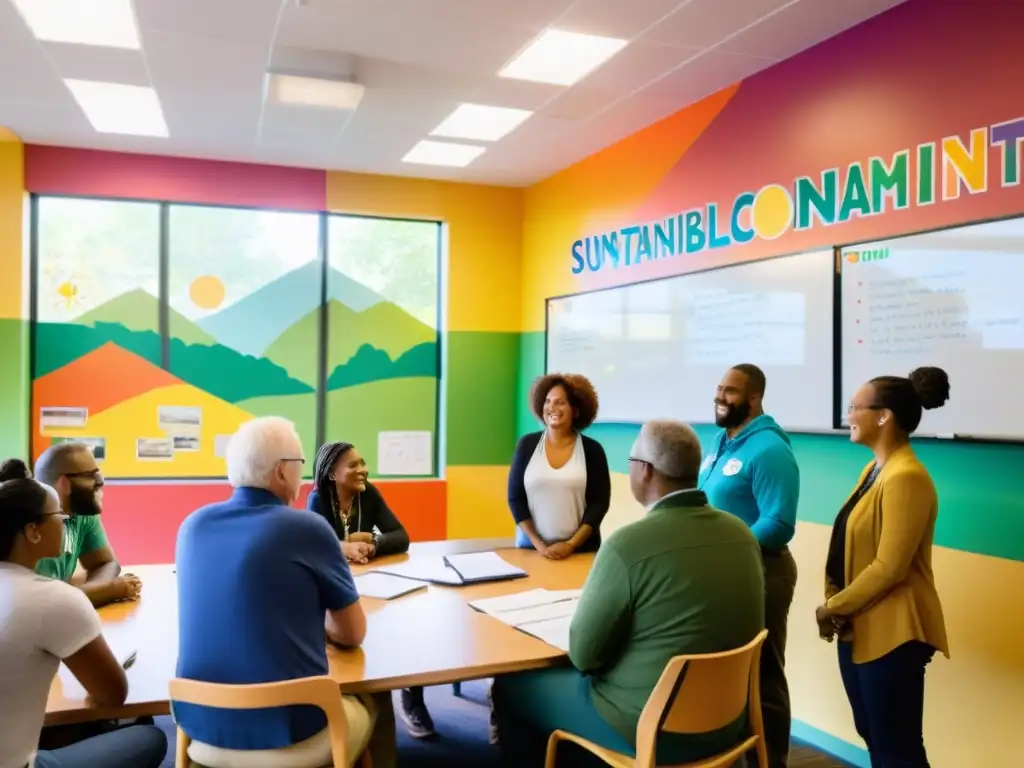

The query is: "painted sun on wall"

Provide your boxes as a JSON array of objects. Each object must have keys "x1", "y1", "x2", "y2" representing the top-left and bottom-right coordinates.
[{"x1": 31, "y1": 197, "x2": 441, "y2": 479}]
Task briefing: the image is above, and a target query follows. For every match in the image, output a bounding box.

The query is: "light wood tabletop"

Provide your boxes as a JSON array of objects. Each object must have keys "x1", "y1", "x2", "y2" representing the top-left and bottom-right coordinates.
[{"x1": 45, "y1": 539, "x2": 593, "y2": 725}]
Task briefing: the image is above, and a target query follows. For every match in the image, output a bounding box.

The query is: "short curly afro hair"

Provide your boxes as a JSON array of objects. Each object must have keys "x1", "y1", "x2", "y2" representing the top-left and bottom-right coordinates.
[{"x1": 530, "y1": 373, "x2": 599, "y2": 431}]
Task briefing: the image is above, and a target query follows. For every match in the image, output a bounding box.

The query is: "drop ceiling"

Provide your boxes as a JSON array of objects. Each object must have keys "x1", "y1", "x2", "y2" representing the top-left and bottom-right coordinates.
[{"x1": 0, "y1": 0, "x2": 906, "y2": 186}]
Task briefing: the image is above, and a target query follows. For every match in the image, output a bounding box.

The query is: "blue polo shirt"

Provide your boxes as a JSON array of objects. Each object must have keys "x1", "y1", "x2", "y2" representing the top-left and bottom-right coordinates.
[{"x1": 174, "y1": 487, "x2": 359, "y2": 749}]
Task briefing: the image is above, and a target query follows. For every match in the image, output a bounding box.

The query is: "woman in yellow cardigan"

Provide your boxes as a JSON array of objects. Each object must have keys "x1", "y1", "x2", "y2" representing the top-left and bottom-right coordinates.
[{"x1": 816, "y1": 367, "x2": 950, "y2": 767}]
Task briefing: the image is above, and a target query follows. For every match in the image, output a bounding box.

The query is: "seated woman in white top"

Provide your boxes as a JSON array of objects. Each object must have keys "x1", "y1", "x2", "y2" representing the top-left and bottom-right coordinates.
[
  {"x1": 507, "y1": 373, "x2": 611, "y2": 558},
  {"x1": 0, "y1": 459, "x2": 166, "y2": 768}
]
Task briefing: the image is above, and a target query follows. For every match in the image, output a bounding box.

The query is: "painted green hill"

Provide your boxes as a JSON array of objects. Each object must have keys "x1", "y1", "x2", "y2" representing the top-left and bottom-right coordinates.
[
  {"x1": 33, "y1": 321, "x2": 312, "y2": 402},
  {"x1": 264, "y1": 299, "x2": 436, "y2": 385},
  {"x1": 74, "y1": 288, "x2": 217, "y2": 346}
]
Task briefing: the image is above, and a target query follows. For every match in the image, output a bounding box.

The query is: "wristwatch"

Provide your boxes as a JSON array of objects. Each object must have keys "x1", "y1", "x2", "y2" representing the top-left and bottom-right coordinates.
[{"x1": 372, "y1": 531, "x2": 381, "y2": 549}]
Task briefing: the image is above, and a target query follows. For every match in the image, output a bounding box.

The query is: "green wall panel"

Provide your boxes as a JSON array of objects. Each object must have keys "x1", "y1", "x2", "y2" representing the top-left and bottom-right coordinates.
[
  {"x1": 446, "y1": 331, "x2": 518, "y2": 466},
  {"x1": 0, "y1": 317, "x2": 29, "y2": 460}
]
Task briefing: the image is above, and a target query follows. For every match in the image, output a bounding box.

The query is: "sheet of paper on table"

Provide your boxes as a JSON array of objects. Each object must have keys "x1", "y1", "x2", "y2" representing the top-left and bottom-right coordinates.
[
  {"x1": 354, "y1": 572, "x2": 428, "y2": 600},
  {"x1": 469, "y1": 587, "x2": 581, "y2": 651}
]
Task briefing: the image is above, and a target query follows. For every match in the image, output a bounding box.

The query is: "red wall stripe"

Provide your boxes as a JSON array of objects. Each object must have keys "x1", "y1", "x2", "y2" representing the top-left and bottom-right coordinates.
[
  {"x1": 24, "y1": 145, "x2": 327, "y2": 211},
  {"x1": 102, "y1": 480, "x2": 448, "y2": 565}
]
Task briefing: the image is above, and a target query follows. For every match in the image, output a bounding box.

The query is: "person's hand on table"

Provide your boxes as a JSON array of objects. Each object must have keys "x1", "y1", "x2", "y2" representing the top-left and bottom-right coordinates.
[
  {"x1": 342, "y1": 541, "x2": 374, "y2": 563},
  {"x1": 117, "y1": 573, "x2": 143, "y2": 601},
  {"x1": 545, "y1": 541, "x2": 575, "y2": 560},
  {"x1": 348, "y1": 532, "x2": 374, "y2": 544}
]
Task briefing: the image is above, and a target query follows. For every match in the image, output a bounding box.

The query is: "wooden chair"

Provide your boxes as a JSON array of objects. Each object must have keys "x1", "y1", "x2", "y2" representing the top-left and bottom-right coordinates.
[
  {"x1": 169, "y1": 675, "x2": 372, "y2": 768},
  {"x1": 545, "y1": 629, "x2": 769, "y2": 768}
]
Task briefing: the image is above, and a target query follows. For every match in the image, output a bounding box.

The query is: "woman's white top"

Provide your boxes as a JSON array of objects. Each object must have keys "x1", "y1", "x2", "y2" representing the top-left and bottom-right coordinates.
[
  {"x1": 0, "y1": 562, "x2": 101, "y2": 768},
  {"x1": 523, "y1": 432, "x2": 588, "y2": 544}
]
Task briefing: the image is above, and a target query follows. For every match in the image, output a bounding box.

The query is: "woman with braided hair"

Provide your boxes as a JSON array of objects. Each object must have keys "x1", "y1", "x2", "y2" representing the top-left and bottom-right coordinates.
[{"x1": 307, "y1": 442, "x2": 434, "y2": 739}]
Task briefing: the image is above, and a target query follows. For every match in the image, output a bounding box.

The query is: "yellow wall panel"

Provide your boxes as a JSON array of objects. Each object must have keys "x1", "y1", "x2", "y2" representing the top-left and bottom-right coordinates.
[{"x1": 445, "y1": 465, "x2": 517, "y2": 539}]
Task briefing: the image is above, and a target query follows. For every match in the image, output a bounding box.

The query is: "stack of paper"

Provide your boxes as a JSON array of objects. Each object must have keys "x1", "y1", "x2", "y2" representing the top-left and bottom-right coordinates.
[{"x1": 469, "y1": 588, "x2": 582, "y2": 651}]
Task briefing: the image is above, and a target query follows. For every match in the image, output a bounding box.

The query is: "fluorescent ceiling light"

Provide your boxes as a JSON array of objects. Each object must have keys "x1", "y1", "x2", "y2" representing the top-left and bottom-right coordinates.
[
  {"x1": 402, "y1": 140, "x2": 485, "y2": 168},
  {"x1": 12, "y1": 0, "x2": 140, "y2": 49},
  {"x1": 500, "y1": 28, "x2": 628, "y2": 86},
  {"x1": 430, "y1": 103, "x2": 533, "y2": 142},
  {"x1": 64, "y1": 79, "x2": 168, "y2": 137},
  {"x1": 268, "y1": 74, "x2": 365, "y2": 110}
]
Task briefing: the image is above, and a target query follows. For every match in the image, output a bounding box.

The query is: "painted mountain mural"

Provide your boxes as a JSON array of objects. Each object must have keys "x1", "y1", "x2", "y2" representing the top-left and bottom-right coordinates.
[
  {"x1": 196, "y1": 262, "x2": 388, "y2": 357},
  {"x1": 31, "y1": 263, "x2": 439, "y2": 480},
  {"x1": 75, "y1": 288, "x2": 217, "y2": 346},
  {"x1": 264, "y1": 299, "x2": 436, "y2": 385}
]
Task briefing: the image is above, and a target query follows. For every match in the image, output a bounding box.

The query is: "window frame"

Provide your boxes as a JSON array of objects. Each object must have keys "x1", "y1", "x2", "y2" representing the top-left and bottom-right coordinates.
[{"x1": 28, "y1": 193, "x2": 444, "y2": 482}]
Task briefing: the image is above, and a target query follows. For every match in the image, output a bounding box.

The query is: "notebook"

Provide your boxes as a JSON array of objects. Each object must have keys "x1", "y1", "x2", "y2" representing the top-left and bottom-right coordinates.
[
  {"x1": 442, "y1": 552, "x2": 527, "y2": 584},
  {"x1": 354, "y1": 572, "x2": 428, "y2": 600},
  {"x1": 374, "y1": 557, "x2": 466, "y2": 585}
]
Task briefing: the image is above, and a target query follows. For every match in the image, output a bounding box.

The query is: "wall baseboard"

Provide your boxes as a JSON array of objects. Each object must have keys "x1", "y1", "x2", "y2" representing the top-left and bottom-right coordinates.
[{"x1": 792, "y1": 720, "x2": 869, "y2": 767}]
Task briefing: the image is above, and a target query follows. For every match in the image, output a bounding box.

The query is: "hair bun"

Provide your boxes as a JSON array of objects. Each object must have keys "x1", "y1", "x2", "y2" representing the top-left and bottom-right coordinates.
[
  {"x1": 0, "y1": 458, "x2": 31, "y2": 482},
  {"x1": 908, "y1": 366, "x2": 950, "y2": 410}
]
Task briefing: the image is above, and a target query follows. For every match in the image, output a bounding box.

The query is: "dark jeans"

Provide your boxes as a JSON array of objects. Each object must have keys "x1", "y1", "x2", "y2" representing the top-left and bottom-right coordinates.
[
  {"x1": 757, "y1": 546, "x2": 797, "y2": 768},
  {"x1": 35, "y1": 724, "x2": 167, "y2": 768},
  {"x1": 838, "y1": 640, "x2": 935, "y2": 767}
]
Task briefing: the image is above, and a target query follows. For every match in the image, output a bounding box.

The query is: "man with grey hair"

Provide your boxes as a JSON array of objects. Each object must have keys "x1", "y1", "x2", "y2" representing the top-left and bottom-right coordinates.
[
  {"x1": 493, "y1": 419, "x2": 766, "y2": 764},
  {"x1": 174, "y1": 417, "x2": 377, "y2": 767}
]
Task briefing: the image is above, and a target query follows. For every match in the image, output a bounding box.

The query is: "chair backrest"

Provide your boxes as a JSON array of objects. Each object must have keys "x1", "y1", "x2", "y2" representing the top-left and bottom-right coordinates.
[
  {"x1": 169, "y1": 675, "x2": 351, "y2": 767},
  {"x1": 634, "y1": 629, "x2": 768, "y2": 764}
]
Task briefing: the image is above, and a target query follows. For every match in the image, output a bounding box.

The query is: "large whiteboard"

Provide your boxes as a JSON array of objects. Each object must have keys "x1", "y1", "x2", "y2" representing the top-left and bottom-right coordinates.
[
  {"x1": 840, "y1": 217, "x2": 1024, "y2": 439},
  {"x1": 546, "y1": 250, "x2": 835, "y2": 430}
]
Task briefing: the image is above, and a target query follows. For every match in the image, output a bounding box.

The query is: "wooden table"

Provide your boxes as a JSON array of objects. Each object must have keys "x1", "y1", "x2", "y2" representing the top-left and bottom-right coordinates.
[{"x1": 45, "y1": 539, "x2": 593, "y2": 725}]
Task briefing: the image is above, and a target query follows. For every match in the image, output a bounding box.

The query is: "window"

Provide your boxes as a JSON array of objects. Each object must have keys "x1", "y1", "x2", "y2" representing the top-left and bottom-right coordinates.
[
  {"x1": 30, "y1": 196, "x2": 443, "y2": 480},
  {"x1": 32, "y1": 197, "x2": 161, "y2": 474},
  {"x1": 325, "y1": 216, "x2": 441, "y2": 475},
  {"x1": 167, "y1": 205, "x2": 321, "y2": 476}
]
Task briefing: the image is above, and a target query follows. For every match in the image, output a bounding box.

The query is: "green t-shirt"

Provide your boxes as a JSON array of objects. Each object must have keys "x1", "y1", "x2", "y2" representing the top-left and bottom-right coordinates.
[{"x1": 35, "y1": 515, "x2": 109, "y2": 582}]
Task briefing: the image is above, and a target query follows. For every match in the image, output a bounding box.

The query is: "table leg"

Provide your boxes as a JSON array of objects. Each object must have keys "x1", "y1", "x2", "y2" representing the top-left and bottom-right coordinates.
[{"x1": 366, "y1": 692, "x2": 397, "y2": 768}]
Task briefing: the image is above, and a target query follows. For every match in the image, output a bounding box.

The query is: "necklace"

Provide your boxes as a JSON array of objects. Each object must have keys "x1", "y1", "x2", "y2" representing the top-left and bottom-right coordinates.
[{"x1": 335, "y1": 494, "x2": 361, "y2": 541}]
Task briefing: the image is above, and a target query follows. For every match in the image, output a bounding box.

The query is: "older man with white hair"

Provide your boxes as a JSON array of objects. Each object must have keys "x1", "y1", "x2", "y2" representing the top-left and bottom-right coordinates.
[
  {"x1": 493, "y1": 419, "x2": 766, "y2": 765},
  {"x1": 174, "y1": 417, "x2": 376, "y2": 768}
]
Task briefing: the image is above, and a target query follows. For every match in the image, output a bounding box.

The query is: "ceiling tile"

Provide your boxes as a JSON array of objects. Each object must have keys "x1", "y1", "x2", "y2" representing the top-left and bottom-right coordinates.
[
  {"x1": 135, "y1": 0, "x2": 285, "y2": 44},
  {"x1": 43, "y1": 43, "x2": 149, "y2": 87},
  {"x1": 644, "y1": 0, "x2": 793, "y2": 49},
  {"x1": 295, "y1": 0, "x2": 575, "y2": 28},
  {"x1": 718, "y1": 0, "x2": 906, "y2": 59},
  {"x1": 145, "y1": 31, "x2": 269, "y2": 95},
  {"x1": 275, "y1": 5, "x2": 536, "y2": 75},
  {"x1": 555, "y1": 0, "x2": 686, "y2": 39},
  {"x1": 470, "y1": 78, "x2": 564, "y2": 112}
]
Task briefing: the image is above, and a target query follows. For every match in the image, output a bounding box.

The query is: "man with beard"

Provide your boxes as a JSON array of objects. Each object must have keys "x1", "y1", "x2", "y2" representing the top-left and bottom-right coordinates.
[
  {"x1": 34, "y1": 442, "x2": 140, "y2": 608},
  {"x1": 698, "y1": 363, "x2": 799, "y2": 768}
]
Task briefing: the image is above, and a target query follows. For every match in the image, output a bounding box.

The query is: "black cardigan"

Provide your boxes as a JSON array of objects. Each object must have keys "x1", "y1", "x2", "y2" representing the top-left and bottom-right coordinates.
[
  {"x1": 507, "y1": 431, "x2": 611, "y2": 553},
  {"x1": 307, "y1": 482, "x2": 410, "y2": 557}
]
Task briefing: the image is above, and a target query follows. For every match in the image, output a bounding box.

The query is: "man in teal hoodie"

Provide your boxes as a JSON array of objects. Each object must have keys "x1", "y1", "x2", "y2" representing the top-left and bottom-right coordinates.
[{"x1": 698, "y1": 363, "x2": 799, "y2": 768}]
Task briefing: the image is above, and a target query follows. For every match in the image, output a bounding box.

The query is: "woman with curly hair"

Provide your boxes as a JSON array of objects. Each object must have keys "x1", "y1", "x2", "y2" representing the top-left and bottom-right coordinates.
[
  {"x1": 507, "y1": 373, "x2": 611, "y2": 559},
  {"x1": 816, "y1": 367, "x2": 951, "y2": 767}
]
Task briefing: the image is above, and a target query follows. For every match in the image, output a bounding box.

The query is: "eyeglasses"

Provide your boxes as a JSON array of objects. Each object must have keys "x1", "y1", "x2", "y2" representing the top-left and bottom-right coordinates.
[
  {"x1": 846, "y1": 403, "x2": 883, "y2": 414},
  {"x1": 280, "y1": 458, "x2": 306, "y2": 465},
  {"x1": 627, "y1": 457, "x2": 650, "y2": 466}
]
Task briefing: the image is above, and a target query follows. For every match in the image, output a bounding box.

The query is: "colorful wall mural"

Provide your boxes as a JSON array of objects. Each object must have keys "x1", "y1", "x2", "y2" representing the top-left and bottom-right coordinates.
[
  {"x1": 520, "y1": 2, "x2": 1023, "y2": 766},
  {"x1": 13, "y1": 145, "x2": 523, "y2": 548},
  {"x1": 31, "y1": 195, "x2": 440, "y2": 479}
]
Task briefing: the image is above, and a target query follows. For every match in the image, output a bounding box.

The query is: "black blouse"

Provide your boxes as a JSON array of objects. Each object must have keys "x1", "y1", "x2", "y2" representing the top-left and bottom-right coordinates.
[
  {"x1": 306, "y1": 482, "x2": 411, "y2": 556},
  {"x1": 825, "y1": 465, "x2": 880, "y2": 589}
]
